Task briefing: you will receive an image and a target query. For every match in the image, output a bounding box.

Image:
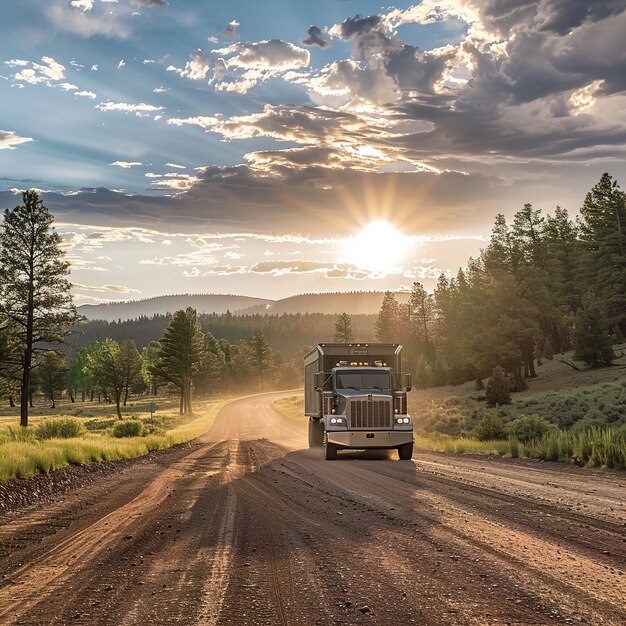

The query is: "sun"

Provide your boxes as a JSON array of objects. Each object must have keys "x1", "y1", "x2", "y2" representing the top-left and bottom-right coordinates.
[{"x1": 341, "y1": 221, "x2": 414, "y2": 274}]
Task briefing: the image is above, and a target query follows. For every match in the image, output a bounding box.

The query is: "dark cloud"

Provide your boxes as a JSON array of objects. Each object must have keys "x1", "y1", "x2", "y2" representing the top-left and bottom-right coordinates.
[
  {"x1": 302, "y1": 25, "x2": 330, "y2": 49},
  {"x1": 0, "y1": 167, "x2": 502, "y2": 237}
]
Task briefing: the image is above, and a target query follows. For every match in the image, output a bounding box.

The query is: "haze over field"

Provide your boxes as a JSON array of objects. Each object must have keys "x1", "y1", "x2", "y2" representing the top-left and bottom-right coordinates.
[{"x1": 2, "y1": 1, "x2": 625, "y2": 304}]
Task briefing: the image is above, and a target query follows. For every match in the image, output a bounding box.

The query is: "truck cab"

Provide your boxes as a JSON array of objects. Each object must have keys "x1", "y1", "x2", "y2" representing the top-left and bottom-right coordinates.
[{"x1": 304, "y1": 343, "x2": 413, "y2": 460}]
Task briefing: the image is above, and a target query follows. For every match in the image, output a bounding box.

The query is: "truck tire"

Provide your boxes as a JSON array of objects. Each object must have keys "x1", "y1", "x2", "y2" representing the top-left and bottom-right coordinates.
[
  {"x1": 323, "y1": 431, "x2": 338, "y2": 460},
  {"x1": 308, "y1": 419, "x2": 324, "y2": 448},
  {"x1": 398, "y1": 442, "x2": 414, "y2": 460}
]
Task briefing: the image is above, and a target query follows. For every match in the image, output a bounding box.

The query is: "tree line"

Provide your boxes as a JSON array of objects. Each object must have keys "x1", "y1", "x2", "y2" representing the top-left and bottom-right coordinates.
[{"x1": 374, "y1": 173, "x2": 625, "y2": 396}]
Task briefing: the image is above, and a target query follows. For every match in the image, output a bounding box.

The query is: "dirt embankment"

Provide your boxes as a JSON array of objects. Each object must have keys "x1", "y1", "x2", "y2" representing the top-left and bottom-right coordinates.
[{"x1": 1, "y1": 393, "x2": 624, "y2": 625}]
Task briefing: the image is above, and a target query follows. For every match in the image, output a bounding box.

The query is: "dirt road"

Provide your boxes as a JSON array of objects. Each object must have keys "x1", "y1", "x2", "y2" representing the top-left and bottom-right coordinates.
[{"x1": 1, "y1": 392, "x2": 624, "y2": 625}]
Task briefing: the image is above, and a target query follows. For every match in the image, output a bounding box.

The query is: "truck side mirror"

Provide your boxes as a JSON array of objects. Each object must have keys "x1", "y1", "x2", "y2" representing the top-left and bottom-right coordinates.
[{"x1": 405, "y1": 372, "x2": 412, "y2": 392}]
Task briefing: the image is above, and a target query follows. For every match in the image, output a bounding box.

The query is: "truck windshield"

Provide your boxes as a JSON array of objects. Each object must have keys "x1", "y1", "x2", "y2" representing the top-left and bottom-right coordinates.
[{"x1": 335, "y1": 371, "x2": 391, "y2": 390}]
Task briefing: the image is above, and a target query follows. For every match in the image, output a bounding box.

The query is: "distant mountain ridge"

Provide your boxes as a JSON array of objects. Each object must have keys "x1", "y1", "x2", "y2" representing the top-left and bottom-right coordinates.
[
  {"x1": 78, "y1": 291, "x2": 410, "y2": 321},
  {"x1": 78, "y1": 294, "x2": 271, "y2": 322}
]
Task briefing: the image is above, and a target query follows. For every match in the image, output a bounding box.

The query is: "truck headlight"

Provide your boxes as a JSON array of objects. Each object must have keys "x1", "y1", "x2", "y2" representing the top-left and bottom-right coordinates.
[
  {"x1": 331, "y1": 417, "x2": 337, "y2": 424},
  {"x1": 396, "y1": 417, "x2": 410, "y2": 424}
]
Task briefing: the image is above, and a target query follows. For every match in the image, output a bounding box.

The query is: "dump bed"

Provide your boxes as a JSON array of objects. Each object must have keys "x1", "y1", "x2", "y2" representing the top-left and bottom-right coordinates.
[{"x1": 304, "y1": 343, "x2": 402, "y2": 416}]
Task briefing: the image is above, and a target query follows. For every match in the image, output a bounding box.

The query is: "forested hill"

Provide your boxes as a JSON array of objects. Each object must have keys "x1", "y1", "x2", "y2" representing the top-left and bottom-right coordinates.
[
  {"x1": 78, "y1": 291, "x2": 410, "y2": 321},
  {"x1": 239, "y1": 291, "x2": 411, "y2": 315},
  {"x1": 67, "y1": 312, "x2": 378, "y2": 356},
  {"x1": 78, "y1": 294, "x2": 271, "y2": 322}
]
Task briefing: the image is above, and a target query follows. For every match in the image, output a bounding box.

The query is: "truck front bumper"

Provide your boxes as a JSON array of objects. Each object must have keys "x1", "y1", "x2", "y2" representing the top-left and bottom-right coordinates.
[{"x1": 326, "y1": 430, "x2": 413, "y2": 449}]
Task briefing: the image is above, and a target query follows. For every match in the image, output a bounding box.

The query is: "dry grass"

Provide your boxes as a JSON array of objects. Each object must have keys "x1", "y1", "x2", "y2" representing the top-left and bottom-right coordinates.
[{"x1": 0, "y1": 397, "x2": 230, "y2": 483}]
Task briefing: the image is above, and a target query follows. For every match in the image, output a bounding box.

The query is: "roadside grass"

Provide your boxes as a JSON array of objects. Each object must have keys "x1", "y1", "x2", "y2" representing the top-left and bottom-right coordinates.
[
  {"x1": 272, "y1": 395, "x2": 305, "y2": 423},
  {"x1": 414, "y1": 427, "x2": 626, "y2": 469},
  {"x1": 0, "y1": 397, "x2": 230, "y2": 483}
]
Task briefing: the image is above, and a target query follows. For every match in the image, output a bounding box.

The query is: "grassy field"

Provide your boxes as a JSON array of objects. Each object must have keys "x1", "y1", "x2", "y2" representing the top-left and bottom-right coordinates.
[
  {"x1": 409, "y1": 345, "x2": 626, "y2": 437},
  {"x1": 0, "y1": 395, "x2": 231, "y2": 483}
]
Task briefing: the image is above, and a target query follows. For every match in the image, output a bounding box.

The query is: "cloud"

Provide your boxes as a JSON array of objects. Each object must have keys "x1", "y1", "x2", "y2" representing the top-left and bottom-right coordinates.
[
  {"x1": 165, "y1": 162, "x2": 186, "y2": 169},
  {"x1": 72, "y1": 283, "x2": 140, "y2": 293},
  {"x1": 209, "y1": 39, "x2": 310, "y2": 93},
  {"x1": 130, "y1": 0, "x2": 167, "y2": 6},
  {"x1": 110, "y1": 161, "x2": 145, "y2": 168},
  {"x1": 96, "y1": 101, "x2": 164, "y2": 116},
  {"x1": 217, "y1": 39, "x2": 309, "y2": 70},
  {"x1": 70, "y1": 0, "x2": 94, "y2": 12},
  {"x1": 6, "y1": 56, "x2": 65, "y2": 85},
  {"x1": 116, "y1": 59, "x2": 125, "y2": 69},
  {"x1": 47, "y1": 3, "x2": 132, "y2": 38},
  {"x1": 221, "y1": 19, "x2": 240, "y2": 39},
  {"x1": 169, "y1": 49, "x2": 211, "y2": 80},
  {"x1": 75, "y1": 90, "x2": 97, "y2": 99},
  {"x1": 0, "y1": 130, "x2": 34, "y2": 150},
  {"x1": 302, "y1": 25, "x2": 331, "y2": 49}
]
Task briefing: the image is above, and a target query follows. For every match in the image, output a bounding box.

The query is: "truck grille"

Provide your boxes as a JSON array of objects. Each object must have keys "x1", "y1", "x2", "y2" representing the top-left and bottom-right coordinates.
[{"x1": 349, "y1": 398, "x2": 392, "y2": 429}]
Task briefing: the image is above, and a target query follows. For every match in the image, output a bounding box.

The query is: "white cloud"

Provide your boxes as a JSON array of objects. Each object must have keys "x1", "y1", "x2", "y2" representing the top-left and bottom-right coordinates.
[
  {"x1": 75, "y1": 90, "x2": 97, "y2": 99},
  {"x1": 116, "y1": 59, "x2": 125, "y2": 69},
  {"x1": 110, "y1": 161, "x2": 145, "y2": 168},
  {"x1": 0, "y1": 130, "x2": 34, "y2": 150},
  {"x1": 165, "y1": 162, "x2": 186, "y2": 169},
  {"x1": 7, "y1": 56, "x2": 65, "y2": 86},
  {"x1": 73, "y1": 283, "x2": 140, "y2": 293},
  {"x1": 91, "y1": 64, "x2": 98, "y2": 71},
  {"x1": 70, "y1": 0, "x2": 94, "y2": 12},
  {"x1": 143, "y1": 59, "x2": 155, "y2": 64},
  {"x1": 59, "y1": 82, "x2": 78, "y2": 91},
  {"x1": 153, "y1": 86, "x2": 168, "y2": 93},
  {"x1": 96, "y1": 101, "x2": 164, "y2": 116}
]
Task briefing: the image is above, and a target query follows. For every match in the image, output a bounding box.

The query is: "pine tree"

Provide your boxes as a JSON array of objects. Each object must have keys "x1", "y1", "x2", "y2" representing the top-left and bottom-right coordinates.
[
  {"x1": 579, "y1": 173, "x2": 626, "y2": 334},
  {"x1": 573, "y1": 296, "x2": 614, "y2": 368},
  {"x1": 0, "y1": 191, "x2": 80, "y2": 426},
  {"x1": 408, "y1": 281, "x2": 434, "y2": 350},
  {"x1": 333, "y1": 313, "x2": 353, "y2": 342},
  {"x1": 375, "y1": 291, "x2": 400, "y2": 341},
  {"x1": 152, "y1": 308, "x2": 206, "y2": 414},
  {"x1": 249, "y1": 329, "x2": 272, "y2": 390}
]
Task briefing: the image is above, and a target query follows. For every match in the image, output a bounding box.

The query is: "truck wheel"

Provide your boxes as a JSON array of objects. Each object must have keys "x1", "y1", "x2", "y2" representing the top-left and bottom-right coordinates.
[
  {"x1": 308, "y1": 419, "x2": 324, "y2": 448},
  {"x1": 398, "y1": 442, "x2": 414, "y2": 460},
  {"x1": 323, "y1": 431, "x2": 338, "y2": 460}
]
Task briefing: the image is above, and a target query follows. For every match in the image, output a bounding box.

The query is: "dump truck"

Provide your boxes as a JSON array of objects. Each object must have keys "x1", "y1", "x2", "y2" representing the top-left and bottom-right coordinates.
[{"x1": 304, "y1": 343, "x2": 413, "y2": 460}]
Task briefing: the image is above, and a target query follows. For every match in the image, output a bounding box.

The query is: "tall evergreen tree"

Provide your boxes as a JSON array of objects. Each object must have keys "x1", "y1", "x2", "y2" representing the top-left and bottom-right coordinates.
[
  {"x1": 249, "y1": 328, "x2": 272, "y2": 390},
  {"x1": 333, "y1": 313, "x2": 353, "y2": 342},
  {"x1": 579, "y1": 173, "x2": 626, "y2": 334},
  {"x1": 152, "y1": 308, "x2": 206, "y2": 414},
  {"x1": 408, "y1": 281, "x2": 434, "y2": 349},
  {"x1": 573, "y1": 297, "x2": 614, "y2": 368},
  {"x1": 0, "y1": 190, "x2": 80, "y2": 426},
  {"x1": 375, "y1": 291, "x2": 400, "y2": 341}
]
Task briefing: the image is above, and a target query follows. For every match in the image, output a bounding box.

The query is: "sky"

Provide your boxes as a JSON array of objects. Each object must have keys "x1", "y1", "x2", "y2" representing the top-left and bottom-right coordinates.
[{"x1": 1, "y1": 0, "x2": 625, "y2": 304}]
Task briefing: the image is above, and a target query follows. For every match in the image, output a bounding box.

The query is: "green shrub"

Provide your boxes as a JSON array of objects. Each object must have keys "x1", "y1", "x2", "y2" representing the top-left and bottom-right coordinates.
[
  {"x1": 485, "y1": 366, "x2": 511, "y2": 406},
  {"x1": 506, "y1": 414, "x2": 555, "y2": 443},
  {"x1": 0, "y1": 425, "x2": 37, "y2": 445},
  {"x1": 474, "y1": 410, "x2": 506, "y2": 441},
  {"x1": 112, "y1": 419, "x2": 144, "y2": 438},
  {"x1": 35, "y1": 417, "x2": 86, "y2": 440}
]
